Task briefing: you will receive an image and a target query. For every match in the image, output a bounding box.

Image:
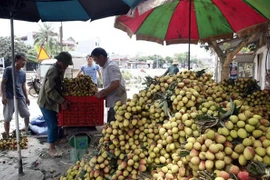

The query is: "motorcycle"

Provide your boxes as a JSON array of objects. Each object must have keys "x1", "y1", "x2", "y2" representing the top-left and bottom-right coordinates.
[{"x1": 27, "y1": 74, "x2": 41, "y2": 98}]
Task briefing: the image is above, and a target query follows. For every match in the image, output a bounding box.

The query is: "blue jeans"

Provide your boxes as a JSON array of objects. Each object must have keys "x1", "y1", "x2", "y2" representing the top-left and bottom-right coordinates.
[{"x1": 40, "y1": 107, "x2": 58, "y2": 143}]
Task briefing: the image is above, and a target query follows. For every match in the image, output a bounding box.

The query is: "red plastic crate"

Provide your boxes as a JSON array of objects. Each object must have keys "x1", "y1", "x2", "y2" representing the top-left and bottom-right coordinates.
[{"x1": 58, "y1": 96, "x2": 104, "y2": 127}]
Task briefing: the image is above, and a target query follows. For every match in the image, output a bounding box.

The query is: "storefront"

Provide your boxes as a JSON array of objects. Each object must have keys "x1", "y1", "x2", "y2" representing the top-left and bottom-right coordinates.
[
  {"x1": 235, "y1": 53, "x2": 255, "y2": 79},
  {"x1": 252, "y1": 45, "x2": 270, "y2": 90}
]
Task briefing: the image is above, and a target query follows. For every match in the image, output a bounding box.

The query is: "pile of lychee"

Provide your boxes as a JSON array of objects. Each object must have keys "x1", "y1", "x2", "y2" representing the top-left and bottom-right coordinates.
[
  {"x1": 0, "y1": 136, "x2": 28, "y2": 151},
  {"x1": 62, "y1": 74, "x2": 98, "y2": 96},
  {"x1": 60, "y1": 70, "x2": 270, "y2": 180}
]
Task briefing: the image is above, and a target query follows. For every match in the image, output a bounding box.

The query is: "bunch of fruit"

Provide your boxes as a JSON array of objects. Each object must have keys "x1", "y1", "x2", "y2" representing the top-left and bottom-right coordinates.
[
  {"x1": 198, "y1": 101, "x2": 219, "y2": 117},
  {"x1": 60, "y1": 70, "x2": 270, "y2": 180},
  {"x1": 62, "y1": 75, "x2": 98, "y2": 96},
  {"x1": 0, "y1": 136, "x2": 28, "y2": 151}
]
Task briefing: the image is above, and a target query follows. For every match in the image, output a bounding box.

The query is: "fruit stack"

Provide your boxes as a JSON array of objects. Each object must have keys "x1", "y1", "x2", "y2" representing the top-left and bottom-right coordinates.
[
  {"x1": 60, "y1": 70, "x2": 270, "y2": 180},
  {"x1": 62, "y1": 74, "x2": 98, "y2": 96},
  {"x1": 0, "y1": 136, "x2": 28, "y2": 151}
]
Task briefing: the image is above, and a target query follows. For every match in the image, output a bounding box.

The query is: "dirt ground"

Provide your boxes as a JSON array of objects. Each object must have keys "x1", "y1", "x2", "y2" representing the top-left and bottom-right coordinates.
[
  {"x1": 0, "y1": 93, "x2": 103, "y2": 180},
  {"x1": 0, "y1": 87, "x2": 140, "y2": 180},
  {"x1": 0, "y1": 137, "x2": 71, "y2": 180}
]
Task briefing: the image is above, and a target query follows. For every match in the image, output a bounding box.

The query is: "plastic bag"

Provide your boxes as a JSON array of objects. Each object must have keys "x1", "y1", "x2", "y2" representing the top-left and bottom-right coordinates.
[
  {"x1": 29, "y1": 124, "x2": 48, "y2": 135},
  {"x1": 29, "y1": 115, "x2": 48, "y2": 135},
  {"x1": 30, "y1": 115, "x2": 47, "y2": 127}
]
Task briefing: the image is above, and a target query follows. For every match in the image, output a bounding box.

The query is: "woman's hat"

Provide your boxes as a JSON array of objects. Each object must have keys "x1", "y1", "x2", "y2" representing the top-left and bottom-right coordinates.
[{"x1": 172, "y1": 60, "x2": 179, "y2": 65}]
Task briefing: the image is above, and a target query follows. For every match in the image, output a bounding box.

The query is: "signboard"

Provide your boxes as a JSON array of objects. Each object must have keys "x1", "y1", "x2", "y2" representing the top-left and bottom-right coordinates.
[
  {"x1": 229, "y1": 62, "x2": 238, "y2": 79},
  {"x1": 37, "y1": 47, "x2": 50, "y2": 61}
]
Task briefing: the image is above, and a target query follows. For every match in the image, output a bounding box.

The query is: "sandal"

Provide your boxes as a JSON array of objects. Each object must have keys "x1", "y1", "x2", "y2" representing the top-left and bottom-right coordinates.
[{"x1": 48, "y1": 149, "x2": 63, "y2": 157}]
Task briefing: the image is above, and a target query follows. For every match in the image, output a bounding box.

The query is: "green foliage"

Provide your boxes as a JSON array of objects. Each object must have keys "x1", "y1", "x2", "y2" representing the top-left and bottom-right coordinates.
[
  {"x1": 34, "y1": 23, "x2": 59, "y2": 57},
  {"x1": 27, "y1": 47, "x2": 38, "y2": 62},
  {"x1": 240, "y1": 47, "x2": 251, "y2": 53},
  {"x1": 151, "y1": 55, "x2": 164, "y2": 68},
  {"x1": 135, "y1": 53, "x2": 204, "y2": 69},
  {"x1": 246, "y1": 161, "x2": 267, "y2": 177},
  {"x1": 136, "y1": 56, "x2": 148, "y2": 62},
  {"x1": 174, "y1": 52, "x2": 204, "y2": 68},
  {"x1": 165, "y1": 56, "x2": 173, "y2": 64},
  {"x1": 0, "y1": 36, "x2": 31, "y2": 66}
]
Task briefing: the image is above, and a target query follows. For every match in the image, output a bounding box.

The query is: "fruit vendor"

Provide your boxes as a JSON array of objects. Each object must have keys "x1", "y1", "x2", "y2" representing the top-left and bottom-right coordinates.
[
  {"x1": 37, "y1": 51, "x2": 73, "y2": 157},
  {"x1": 77, "y1": 55, "x2": 102, "y2": 86},
  {"x1": 163, "y1": 60, "x2": 179, "y2": 76},
  {"x1": 1, "y1": 53, "x2": 30, "y2": 138},
  {"x1": 91, "y1": 48, "x2": 127, "y2": 123}
]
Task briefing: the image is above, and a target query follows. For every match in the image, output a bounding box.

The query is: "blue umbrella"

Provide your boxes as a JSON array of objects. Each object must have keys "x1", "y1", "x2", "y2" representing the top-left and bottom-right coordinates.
[
  {"x1": 0, "y1": 0, "x2": 130, "y2": 22},
  {"x1": 0, "y1": 0, "x2": 130, "y2": 175}
]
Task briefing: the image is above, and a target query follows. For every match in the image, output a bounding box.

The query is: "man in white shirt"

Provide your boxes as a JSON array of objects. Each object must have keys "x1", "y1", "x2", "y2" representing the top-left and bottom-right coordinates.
[{"x1": 91, "y1": 48, "x2": 126, "y2": 123}]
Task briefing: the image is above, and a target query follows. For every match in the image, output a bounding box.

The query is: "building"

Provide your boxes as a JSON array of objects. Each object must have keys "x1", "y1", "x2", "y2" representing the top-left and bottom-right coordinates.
[
  {"x1": 214, "y1": 33, "x2": 270, "y2": 90},
  {"x1": 75, "y1": 39, "x2": 100, "y2": 54},
  {"x1": 110, "y1": 54, "x2": 152, "y2": 69},
  {"x1": 61, "y1": 37, "x2": 77, "y2": 50},
  {"x1": 252, "y1": 46, "x2": 270, "y2": 90}
]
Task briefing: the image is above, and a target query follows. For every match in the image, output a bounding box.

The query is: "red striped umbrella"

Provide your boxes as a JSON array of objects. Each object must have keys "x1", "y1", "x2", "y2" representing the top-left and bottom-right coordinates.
[{"x1": 115, "y1": 0, "x2": 270, "y2": 69}]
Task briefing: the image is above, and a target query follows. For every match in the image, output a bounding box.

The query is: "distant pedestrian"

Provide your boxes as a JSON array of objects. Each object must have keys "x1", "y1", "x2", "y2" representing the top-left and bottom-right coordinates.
[
  {"x1": 37, "y1": 51, "x2": 73, "y2": 157},
  {"x1": 77, "y1": 55, "x2": 102, "y2": 85},
  {"x1": 163, "y1": 60, "x2": 179, "y2": 76},
  {"x1": 91, "y1": 47, "x2": 127, "y2": 123},
  {"x1": 1, "y1": 53, "x2": 30, "y2": 138}
]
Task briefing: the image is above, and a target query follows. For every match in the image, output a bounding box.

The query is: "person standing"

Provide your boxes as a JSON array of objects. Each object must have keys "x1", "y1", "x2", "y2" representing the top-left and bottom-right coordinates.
[
  {"x1": 91, "y1": 48, "x2": 127, "y2": 123},
  {"x1": 1, "y1": 53, "x2": 30, "y2": 138},
  {"x1": 163, "y1": 60, "x2": 180, "y2": 76},
  {"x1": 37, "y1": 51, "x2": 73, "y2": 157},
  {"x1": 77, "y1": 55, "x2": 102, "y2": 85}
]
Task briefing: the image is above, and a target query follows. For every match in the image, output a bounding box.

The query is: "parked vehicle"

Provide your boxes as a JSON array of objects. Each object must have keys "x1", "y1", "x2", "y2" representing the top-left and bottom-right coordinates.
[
  {"x1": 27, "y1": 73, "x2": 40, "y2": 98},
  {"x1": 39, "y1": 59, "x2": 73, "y2": 81},
  {"x1": 26, "y1": 59, "x2": 73, "y2": 98}
]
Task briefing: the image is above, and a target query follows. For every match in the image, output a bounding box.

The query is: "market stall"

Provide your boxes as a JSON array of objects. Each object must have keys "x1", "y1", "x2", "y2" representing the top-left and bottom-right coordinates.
[
  {"x1": 60, "y1": 70, "x2": 270, "y2": 180},
  {"x1": 58, "y1": 75, "x2": 104, "y2": 161}
]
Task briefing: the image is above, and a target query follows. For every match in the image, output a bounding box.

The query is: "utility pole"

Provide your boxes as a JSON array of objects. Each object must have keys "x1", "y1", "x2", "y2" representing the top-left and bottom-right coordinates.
[
  {"x1": 60, "y1": 22, "x2": 63, "y2": 51},
  {"x1": 156, "y1": 55, "x2": 158, "y2": 69}
]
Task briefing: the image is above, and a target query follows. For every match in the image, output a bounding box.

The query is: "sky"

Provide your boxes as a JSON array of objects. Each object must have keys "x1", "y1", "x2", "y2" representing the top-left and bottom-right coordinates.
[{"x1": 0, "y1": 17, "x2": 211, "y2": 58}]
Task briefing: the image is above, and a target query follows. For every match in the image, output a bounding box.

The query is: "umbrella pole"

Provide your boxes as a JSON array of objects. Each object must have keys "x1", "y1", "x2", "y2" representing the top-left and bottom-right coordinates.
[
  {"x1": 10, "y1": 17, "x2": 24, "y2": 175},
  {"x1": 188, "y1": 0, "x2": 191, "y2": 70}
]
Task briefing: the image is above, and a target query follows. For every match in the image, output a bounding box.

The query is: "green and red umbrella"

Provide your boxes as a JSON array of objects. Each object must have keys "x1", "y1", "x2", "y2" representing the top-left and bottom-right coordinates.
[{"x1": 115, "y1": 0, "x2": 270, "y2": 44}]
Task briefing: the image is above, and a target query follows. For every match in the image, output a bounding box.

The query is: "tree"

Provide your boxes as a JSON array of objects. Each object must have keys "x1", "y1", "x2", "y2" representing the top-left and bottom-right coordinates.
[
  {"x1": 164, "y1": 56, "x2": 173, "y2": 64},
  {"x1": 34, "y1": 23, "x2": 59, "y2": 57},
  {"x1": 27, "y1": 47, "x2": 38, "y2": 62},
  {"x1": 136, "y1": 56, "x2": 149, "y2": 62},
  {"x1": 0, "y1": 36, "x2": 31, "y2": 66},
  {"x1": 174, "y1": 53, "x2": 188, "y2": 68},
  {"x1": 173, "y1": 52, "x2": 204, "y2": 68},
  {"x1": 152, "y1": 55, "x2": 165, "y2": 68}
]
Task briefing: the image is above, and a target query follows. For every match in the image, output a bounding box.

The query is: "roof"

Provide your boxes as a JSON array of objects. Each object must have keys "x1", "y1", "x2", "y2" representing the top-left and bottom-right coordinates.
[{"x1": 40, "y1": 59, "x2": 57, "y2": 64}]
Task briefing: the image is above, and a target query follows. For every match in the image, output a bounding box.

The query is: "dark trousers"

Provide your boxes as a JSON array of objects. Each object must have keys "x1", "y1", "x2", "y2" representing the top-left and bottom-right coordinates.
[
  {"x1": 40, "y1": 107, "x2": 58, "y2": 143},
  {"x1": 107, "y1": 107, "x2": 116, "y2": 123}
]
